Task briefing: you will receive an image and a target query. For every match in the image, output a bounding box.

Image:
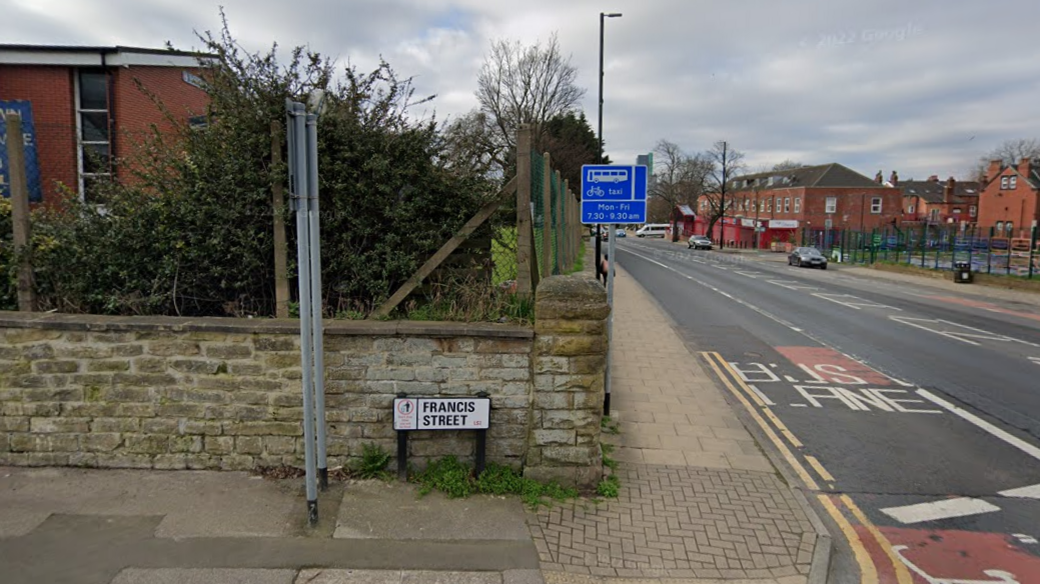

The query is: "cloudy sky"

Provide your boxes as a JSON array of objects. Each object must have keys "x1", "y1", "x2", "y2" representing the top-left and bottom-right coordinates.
[{"x1": 7, "y1": 0, "x2": 1040, "y2": 180}]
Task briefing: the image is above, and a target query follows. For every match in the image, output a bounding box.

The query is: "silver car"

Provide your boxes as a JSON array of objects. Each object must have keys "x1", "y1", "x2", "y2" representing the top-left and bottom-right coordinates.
[{"x1": 788, "y1": 247, "x2": 828, "y2": 269}]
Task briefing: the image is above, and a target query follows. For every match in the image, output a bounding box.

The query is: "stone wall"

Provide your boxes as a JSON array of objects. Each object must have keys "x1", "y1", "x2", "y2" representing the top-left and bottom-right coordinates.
[
  {"x1": 0, "y1": 315, "x2": 532, "y2": 471},
  {"x1": 0, "y1": 279, "x2": 608, "y2": 487},
  {"x1": 526, "y1": 276, "x2": 609, "y2": 488}
]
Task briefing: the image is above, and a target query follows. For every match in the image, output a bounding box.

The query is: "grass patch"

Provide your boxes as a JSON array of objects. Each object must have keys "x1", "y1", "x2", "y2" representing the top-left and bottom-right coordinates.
[
  {"x1": 353, "y1": 442, "x2": 393, "y2": 480},
  {"x1": 411, "y1": 456, "x2": 579, "y2": 508},
  {"x1": 596, "y1": 474, "x2": 620, "y2": 498},
  {"x1": 601, "y1": 415, "x2": 620, "y2": 435}
]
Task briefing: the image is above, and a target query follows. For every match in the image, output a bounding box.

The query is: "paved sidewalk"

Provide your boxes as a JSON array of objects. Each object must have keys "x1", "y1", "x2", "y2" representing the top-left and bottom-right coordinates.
[{"x1": 528, "y1": 262, "x2": 818, "y2": 583}]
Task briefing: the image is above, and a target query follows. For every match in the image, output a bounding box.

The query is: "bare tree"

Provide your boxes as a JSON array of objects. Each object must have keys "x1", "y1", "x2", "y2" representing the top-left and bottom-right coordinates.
[
  {"x1": 476, "y1": 33, "x2": 586, "y2": 173},
  {"x1": 772, "y1": 159, "x2": 807, "y2": 171},
  {"x1": 968, "y1": 138, "x2": 1040, "y2": 181},
  {"x1": 437, "y1": 110, "x2": 501, "y2": 180},
  {"x1": 650, "y1": 140, "x2": 711, "y2": 237},
  {"x1": 701, "y1": 141, "x2": 746, "y2": 246}
]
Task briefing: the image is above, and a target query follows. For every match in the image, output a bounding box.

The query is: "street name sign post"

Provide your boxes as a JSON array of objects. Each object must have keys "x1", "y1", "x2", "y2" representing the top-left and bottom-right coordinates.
[{"x1": 393, "y1": 395, "x2": 491, "y2": 481}]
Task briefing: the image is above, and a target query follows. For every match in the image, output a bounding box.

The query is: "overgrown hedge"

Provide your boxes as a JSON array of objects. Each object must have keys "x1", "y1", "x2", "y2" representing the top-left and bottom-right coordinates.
[{"x1": 8, "y1": 22, "x2": 503, "y2": 318}]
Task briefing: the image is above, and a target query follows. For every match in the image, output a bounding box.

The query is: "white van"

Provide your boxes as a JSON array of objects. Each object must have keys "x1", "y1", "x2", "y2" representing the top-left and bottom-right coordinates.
[{"x1": 635, "y1": 224, "x2": 669, "y2": 238}]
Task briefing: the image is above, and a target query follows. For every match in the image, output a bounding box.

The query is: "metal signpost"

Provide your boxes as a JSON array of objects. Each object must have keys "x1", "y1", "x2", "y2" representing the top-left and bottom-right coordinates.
[
  {"x1": 286, "y1": 99, "x2": 328, "y2": 526},
  {"x1": 581, "y1": 165, "x2": 648, "y2": 415}
]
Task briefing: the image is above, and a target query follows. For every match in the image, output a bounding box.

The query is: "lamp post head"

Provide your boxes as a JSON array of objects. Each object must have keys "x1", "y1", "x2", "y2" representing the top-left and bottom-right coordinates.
[{"x1": 603, "y1": 12, "x2": 622, "y2": 17}]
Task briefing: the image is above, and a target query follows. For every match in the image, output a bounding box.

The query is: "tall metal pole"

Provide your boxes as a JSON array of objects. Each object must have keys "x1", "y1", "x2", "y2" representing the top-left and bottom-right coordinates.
[
  {"x1": 288, "y1": 101, "x2": 318, "y2": 525},
  {"x1": 719, "y1": 141, "x2": 727, "y2": 249},
  {"x1": 605, "y1": 227, "x2": 616, "y2": 416},
  {"x1": 597, "y1": 11, "x2": 621, "y2": 415},
  {"x1": 305, "y1": 113, "x2": 328, "y2": 491}
]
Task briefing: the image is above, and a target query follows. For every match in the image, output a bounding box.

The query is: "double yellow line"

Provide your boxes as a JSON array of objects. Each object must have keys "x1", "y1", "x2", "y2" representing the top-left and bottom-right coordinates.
[{"x1": 701, "y1": 352, "x2": 912, "y2": 584}]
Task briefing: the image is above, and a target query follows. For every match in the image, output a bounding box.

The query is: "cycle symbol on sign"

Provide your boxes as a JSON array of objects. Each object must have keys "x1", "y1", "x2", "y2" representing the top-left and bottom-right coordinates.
[{"x1": 587, "y1": 186, "x2": 605, "y2": 198}]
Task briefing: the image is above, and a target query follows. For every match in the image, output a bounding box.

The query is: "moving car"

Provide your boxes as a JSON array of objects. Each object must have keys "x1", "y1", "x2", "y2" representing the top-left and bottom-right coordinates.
[
  {"x1": 788, "y1": 246, "x2": 828, "y2": 269},
  {"x1": 688, "y1": 235, "x2": 713, "y2": 250},
  {"x1": 616, "y1": 229, "x2": 627, "y2": 238},
  {"x1": 635, "y1": 224, "x2": 669, "y2": 238}
]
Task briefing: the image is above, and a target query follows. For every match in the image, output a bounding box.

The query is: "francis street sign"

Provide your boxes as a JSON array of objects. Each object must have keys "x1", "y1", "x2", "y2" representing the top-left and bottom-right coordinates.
[
  {"x1": 393, "y1": 397, "x2": 491, "y2": 431},
  {"x1": 580, "y1": 164, "x2": 648, "y2": 224}
]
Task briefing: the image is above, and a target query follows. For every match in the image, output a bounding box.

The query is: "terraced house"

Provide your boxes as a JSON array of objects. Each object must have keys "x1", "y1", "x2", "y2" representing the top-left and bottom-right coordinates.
[{"x1": 977, "y1": 157, "x2": 1040, "y2": 239}]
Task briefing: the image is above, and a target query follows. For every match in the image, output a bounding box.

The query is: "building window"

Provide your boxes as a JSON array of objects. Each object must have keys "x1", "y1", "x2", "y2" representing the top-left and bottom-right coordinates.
[
  {"x1": 784, "y1": 197, "x2": 790, "y2": 213},
  {"x1": 907, "y1": 204, "x2": 915, "y2": 214},
  {"x1": 1010, "y1": 176, "x2": 1017, "y2": 189},
  {"x1": 1001, "y1": 176, "x2": 1008, "y2": 189},
  {"x1": 77, "y1": 69, "x2": 112, "y2": 204},
  {"x1": 825, "y1": 196, "x2": 837, "y2": 213},
  {"x1": 767, "y1": 198, "x2": 773, "y2": 213},
  {"x1": 1006, "y1": 222, "x2": 1014, "y2": 236},
  {"x1": 969, "y1": 205, "x2": 977, "y2": 218},
  {"x1": 996, "y1": 221, "x2": 1004, "y2": 234},
  {"x1": 871, "y1": 197, "x2": 882, "y2": 213},
  {"x1": 930, "y1": 209, "x2": 939, "y2": 222},
  {"x1": 794, "y1": 197, "x2": 801, "y2": 213}
]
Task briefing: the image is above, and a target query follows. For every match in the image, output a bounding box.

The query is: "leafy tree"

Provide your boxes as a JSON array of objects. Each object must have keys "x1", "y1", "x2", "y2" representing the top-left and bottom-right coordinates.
[{"x1": 542, "y1": 111, "x2": 607, "y2": 189}]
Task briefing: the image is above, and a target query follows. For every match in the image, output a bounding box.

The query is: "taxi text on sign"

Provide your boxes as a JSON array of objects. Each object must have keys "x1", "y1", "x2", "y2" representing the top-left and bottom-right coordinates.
[
  {"x1": 580, "y1": 164, "x2": 648, "y2": 224},
  {"x1": 393, "y1": 397, "x2": 491, "y2": 431}
]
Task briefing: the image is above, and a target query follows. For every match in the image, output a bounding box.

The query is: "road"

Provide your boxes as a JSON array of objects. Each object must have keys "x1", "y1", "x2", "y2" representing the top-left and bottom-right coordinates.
[{"x1": 613, "y1": 237, "x2": 1040, "y2": 584}]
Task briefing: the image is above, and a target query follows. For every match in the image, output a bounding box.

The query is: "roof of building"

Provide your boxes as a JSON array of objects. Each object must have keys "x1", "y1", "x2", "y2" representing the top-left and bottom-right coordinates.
[
  {"x1": 900, "y1": 179, "x2": 981, "y2": 204},
  {"x1": 676, "y1": 204, "x2": 695, "y2": 217},
  {"x1": 729, "y1": 163, "x2": 889, "y2": 191},
  {"x1": 0, "y1": 44, "x2": 214, "y2": 68}
]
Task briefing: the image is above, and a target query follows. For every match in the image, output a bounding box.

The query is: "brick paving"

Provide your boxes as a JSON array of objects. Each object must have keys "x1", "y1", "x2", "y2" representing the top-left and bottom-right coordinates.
[{"x1": 528, "y1": 260, "x2": 816, "y2": 582}]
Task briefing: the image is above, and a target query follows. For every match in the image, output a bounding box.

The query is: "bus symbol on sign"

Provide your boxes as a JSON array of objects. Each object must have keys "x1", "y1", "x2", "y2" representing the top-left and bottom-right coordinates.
[{"x1": 586, "y1": 168, "x2": 629, "y2": 183}]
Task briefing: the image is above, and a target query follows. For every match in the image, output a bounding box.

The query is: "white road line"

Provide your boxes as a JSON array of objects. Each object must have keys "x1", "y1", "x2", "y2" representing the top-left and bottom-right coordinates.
[
  {"x1": 998, "y1": 484, "x2": 1040, "y2": 499},
  {"x1": 880, "y1": 497, "x2": 1000, "y2": 524},
  {"x1": 1030, "y1": 357, "x2": 1040, "y2": 366},
  {"x1": 812, "y1": 293, "x2": 901, "y2": 311},
  {"x1": 736, "y1": 271, "x2": 764, "y2": 278},
  {"x1": 768, "y1": 280, "x2": 819, "y2": 291},
  {"x1": 746, "y1": 383, "x2": 776, "y2": 406},
  {"x1": 1014, "y1": 533, "x2": 1039, "y2": 544},
  {"x1": 891, "y1": 316, "x2": 1039, "y2": 347},
  {"x1": 917, "y1": 388, "x2": 1040, "y2": 462}
]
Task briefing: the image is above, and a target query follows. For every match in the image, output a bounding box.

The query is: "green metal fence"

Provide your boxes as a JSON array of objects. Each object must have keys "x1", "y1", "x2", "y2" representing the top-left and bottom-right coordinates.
[{"x1": 799, "y1": 224, "x2": 1039, "y2": 279}]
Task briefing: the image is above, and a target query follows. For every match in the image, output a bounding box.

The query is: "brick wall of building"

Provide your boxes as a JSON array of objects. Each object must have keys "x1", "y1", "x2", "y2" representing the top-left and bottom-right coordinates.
[
  {"x1": 978, "y1": 159, "x2": 1040, "y2": 239},
  {"x1": 0, "y1": 65, "x2": 79, "y2": 201},
  {"x1": 112, "y1": 66, "x2": 208, "y2": 144}
]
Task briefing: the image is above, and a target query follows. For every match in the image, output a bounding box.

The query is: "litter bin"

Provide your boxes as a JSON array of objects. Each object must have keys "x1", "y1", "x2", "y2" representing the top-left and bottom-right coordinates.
[{"x1": 953, "y1": 261, "x2": 973, "y2": 284}]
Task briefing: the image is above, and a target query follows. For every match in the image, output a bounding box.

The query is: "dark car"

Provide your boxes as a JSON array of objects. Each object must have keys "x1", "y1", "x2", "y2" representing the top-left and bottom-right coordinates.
[
  {"x1": 688, "y1": 235, "x2": 713, "y2": 250},
  {"x1": 788, "y1": 246, "x2": 828, "y2": 269}
]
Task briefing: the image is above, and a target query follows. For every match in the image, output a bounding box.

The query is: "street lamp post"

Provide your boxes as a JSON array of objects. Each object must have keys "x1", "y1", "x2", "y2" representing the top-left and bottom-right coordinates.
[
  {"x1": 598, "y1": 11, "x2": 621, "y2": 417},
  {"x1": 595, "y1": 12, "x2": 621, "y2": 286}
]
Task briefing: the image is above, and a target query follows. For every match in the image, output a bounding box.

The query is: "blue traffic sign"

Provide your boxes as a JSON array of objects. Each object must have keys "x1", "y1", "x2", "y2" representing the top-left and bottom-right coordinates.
[{"x1": 581, "y1": 164, "x2": 647, "y2": 224}]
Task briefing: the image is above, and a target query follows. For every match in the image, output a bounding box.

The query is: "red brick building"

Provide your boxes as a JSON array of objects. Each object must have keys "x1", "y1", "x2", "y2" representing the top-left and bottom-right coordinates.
[
  {"x1": 900, "y1": 176, "x2": 980, "y2": 227},
  {"x1": 694, "y1": 163, "x2": 903, "y2": 247},
  {"x1": 0, "y1": 44, "x2": 210, "y2": 204},
  {"x1": 977, "y1": 158, "x2": 1040, "y2": 239}
]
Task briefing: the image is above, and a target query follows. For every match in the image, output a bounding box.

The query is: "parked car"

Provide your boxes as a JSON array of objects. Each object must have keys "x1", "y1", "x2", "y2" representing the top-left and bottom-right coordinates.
[
  {"x1": 616, "y1": 229, "x2": 627, "y2": 238},
  {"x1": 688, "y1": 235, "x2": 713, "y2": 250},
  {"x1": 788, "y1": 246, "x2": 828, "y2": 269}
]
